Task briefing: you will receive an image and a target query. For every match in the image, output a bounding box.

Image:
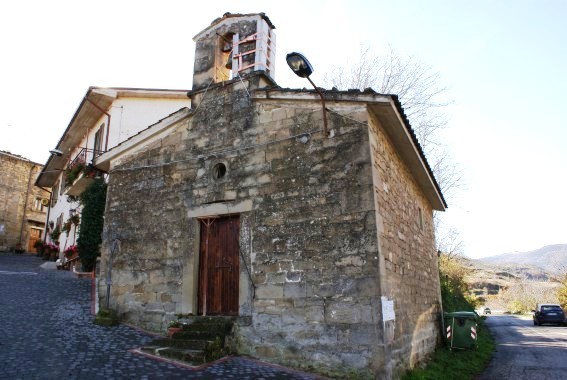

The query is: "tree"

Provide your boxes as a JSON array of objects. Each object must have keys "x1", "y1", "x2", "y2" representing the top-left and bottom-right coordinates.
[
  {"x1": 438, "y1": 254, "x2": 478, "y2": 311},
  {"x1": 497, "y1": 275, "x2": 558, "y2": 313},
  {"x1": 323, "y1": 47, "x2": 447, "y2": 154},
  {"x1": 435, "y1": 225, "x2": 464, "y2": 259},
  {"x1": 77, "y1": 179, "x2": 107, "y2": 271},
  {"x1": 547, "y1": 258, "x2": 567, "y2": 309},
  {"x1": 323, "y1": 46, "x2": 463, "y2": 250},
  {"x1": 553, "y1": 272, "x2": 567, "y2": 310}
]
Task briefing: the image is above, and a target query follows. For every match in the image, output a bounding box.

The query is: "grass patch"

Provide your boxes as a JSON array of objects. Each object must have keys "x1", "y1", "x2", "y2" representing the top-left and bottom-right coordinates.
[{"x1": 402, "y1": 319, "x2": 495, "y2": 380}]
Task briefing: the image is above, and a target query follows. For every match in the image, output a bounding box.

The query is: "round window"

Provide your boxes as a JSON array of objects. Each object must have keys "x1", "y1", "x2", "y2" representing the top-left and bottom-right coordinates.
[{"x1": 212, "y1": 163, "x2": 227, "y2": 179}]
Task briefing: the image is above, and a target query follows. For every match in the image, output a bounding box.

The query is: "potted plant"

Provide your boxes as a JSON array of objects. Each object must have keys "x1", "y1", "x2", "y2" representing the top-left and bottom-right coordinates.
[
  {"x1": 64, "y1": 245, "x2": 78, "y2": 259},
  {"x1": 46, "y1": 242, "x2": 60, "y2": 261},
  {"x1": 70, "y1": 214, "x2": 81, "y2": 226},
  {"x1": 167, "y1": 320, "x2": 183, "y2": 337},
  {"x1": 83, "y1": 164, "x2": 99, "y2": 178},
  {"x1": 42, "y1": 246, "x2": 51, "y2": 260},
  {"x1": 50, "y1": 226, "x2": 61, "y2": 243},
  {"x1": 62, "y1": 214, "x2": 80, "y2": 235},
  {"x1": 42, "y1": 242, "x2": 54, "y2": 260},
  {"x1": 63, "y1": 220, "x2": 72, "y2": 234},
  {"x1": 34, "y1": 241, "x2": 45, "y2": 257},
  {"x1": 65, "y1": 162, "x2": 85, "y2": 185}
]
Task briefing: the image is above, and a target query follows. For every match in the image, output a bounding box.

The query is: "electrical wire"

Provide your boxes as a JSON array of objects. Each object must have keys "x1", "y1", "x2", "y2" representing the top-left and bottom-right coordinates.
[{"x1": 108, "y1": 105, "x2": 367, "y2": 174}]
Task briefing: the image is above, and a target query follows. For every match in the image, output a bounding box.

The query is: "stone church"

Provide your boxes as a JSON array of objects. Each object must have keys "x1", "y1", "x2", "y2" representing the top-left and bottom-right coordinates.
[
  {"x1": 95, "y1": 13, "x2": 446, "y2": 378},
  {"x1": 0, "y1": 151, "x2": 49, "y2": 253}
]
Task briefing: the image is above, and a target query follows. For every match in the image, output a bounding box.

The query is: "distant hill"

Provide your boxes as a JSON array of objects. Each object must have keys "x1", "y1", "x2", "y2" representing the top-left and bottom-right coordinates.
[
  {"x1": 464, "y1": 245, "x2": 567, "y2": 310},
  {"x1": 476, "y1": 244, "x2": 567, "y2": 275},
  {"x1": 464, "y1": 257, "x2": 552, "y2": 298}
]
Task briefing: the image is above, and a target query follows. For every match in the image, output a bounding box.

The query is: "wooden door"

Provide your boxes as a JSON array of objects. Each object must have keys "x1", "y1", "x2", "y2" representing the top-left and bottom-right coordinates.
[
  {"x1": 28, "y1": 228, "x2": 42, "y2": 253},
  {"x1": 198, "y1": 215, "x2": 240, "y2": 316}
]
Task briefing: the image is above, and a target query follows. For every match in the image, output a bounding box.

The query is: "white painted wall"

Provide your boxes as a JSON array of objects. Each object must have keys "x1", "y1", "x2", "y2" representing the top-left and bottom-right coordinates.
[
  {"x1": 107, "y1": 97, "x2": 189, "y2": 150},
  {"x1": 47, "y1": 96, "x2": 189, "y2": 258}
]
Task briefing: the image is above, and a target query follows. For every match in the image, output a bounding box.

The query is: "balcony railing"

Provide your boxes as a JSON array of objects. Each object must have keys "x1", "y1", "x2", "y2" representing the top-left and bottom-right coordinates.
[
  {"x1": 68, "y1": 147, "x2": 104, "y2": 169},
  {"x1": 65, "y1": 148, "x2": 104, "y2": 196}
]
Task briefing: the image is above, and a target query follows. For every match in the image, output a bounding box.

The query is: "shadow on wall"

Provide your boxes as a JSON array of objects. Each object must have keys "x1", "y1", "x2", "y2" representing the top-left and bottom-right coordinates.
[{"x1": 408, "y1": 303, "x2": 442, "y2": 368}]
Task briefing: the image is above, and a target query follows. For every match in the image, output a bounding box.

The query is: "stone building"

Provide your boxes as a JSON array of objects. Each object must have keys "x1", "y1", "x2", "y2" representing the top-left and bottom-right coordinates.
[
  {"x1": 0, "y1": 151, "x2": 49, "y2": 253},
  {"x1": 95, "y1": 13, "x2": 446, "y2": 378}
]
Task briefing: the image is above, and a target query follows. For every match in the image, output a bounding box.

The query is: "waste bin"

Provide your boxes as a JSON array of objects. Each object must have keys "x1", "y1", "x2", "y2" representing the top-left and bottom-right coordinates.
[{"x1": 444, "y1": 311, "x2": 478, "y2": 350}]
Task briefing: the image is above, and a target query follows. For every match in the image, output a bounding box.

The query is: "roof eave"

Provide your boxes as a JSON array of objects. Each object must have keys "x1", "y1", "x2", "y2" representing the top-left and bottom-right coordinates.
[
  {"x1": 192, "y1": 12, "x2": 275, "y2": 41},
  {"x1": 35, "y1": 87, "x2": 190, "y2": 187},
  {"x1": 253, "y1": 88, "x2": 447, "y2": 210},
  {"x1": 95, "y1": 107, "x2": 192, "y2": 172},
  {"x1": 369, "y1": 98, "x2": 447, "y2": 211}
]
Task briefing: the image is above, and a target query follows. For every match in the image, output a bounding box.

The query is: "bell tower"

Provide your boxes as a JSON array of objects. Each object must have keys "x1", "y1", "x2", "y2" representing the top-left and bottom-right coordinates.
[{"x1": 192, "y1": 13, "x2": 276, "y2": 91}]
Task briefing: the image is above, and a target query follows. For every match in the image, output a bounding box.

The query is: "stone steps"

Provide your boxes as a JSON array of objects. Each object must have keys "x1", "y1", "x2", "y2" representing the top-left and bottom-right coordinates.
[
  {"x1": 148, "y1": 338, "x2": 210, "y2": 350},
  {"x1": 142, "y1": 316, "x2": 235, "y2": 366},
  {"x1": 170, "y1": 330, "x2": 223, "y2": 341},
  {"x1": 141, "y1": 346, "x2": 206, "y2": 365}
]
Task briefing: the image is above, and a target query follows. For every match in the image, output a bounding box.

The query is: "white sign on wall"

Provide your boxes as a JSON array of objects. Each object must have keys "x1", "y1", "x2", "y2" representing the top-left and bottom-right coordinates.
[{"x1": 381, "y1": 296, "x2": 395, "y2": 322}]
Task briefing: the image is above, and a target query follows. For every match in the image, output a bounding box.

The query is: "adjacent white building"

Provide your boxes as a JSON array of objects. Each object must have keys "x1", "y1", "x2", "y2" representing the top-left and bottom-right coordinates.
[{"x1": 35, "y1": 87, "x2": 190, "y2": 257}]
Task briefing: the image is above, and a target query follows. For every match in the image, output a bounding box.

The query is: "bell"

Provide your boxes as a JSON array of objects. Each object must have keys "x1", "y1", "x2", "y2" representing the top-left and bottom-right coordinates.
[{"x1": 225, "y1": 51, "x2": 233, "y2": 70}]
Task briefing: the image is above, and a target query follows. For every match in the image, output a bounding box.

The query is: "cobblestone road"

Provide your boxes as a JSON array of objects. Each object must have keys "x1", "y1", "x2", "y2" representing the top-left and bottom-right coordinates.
[{"x1": 0, "y1": 253, "x2": 323, "y2": 380}]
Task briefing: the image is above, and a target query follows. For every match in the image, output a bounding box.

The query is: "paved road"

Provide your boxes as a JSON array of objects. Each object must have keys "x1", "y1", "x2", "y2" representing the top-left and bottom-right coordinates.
[
  {"x1": 479, "y1": 313, "x2": 567, "y2": 379},
  {"x1": 0, "y1": 253, "x2": 322, "y2": 380}
]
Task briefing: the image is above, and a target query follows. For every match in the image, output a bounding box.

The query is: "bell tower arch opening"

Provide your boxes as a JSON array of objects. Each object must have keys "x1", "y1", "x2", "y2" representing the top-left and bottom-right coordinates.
[{"x1": 191, "y1": 13, "x2": 277, "y2": 91}]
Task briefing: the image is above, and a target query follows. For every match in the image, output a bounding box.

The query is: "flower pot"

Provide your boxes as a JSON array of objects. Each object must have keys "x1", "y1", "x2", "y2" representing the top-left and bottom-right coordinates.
[{"x1": 167, "y1": 327, "x2": 182, "y2": 337}]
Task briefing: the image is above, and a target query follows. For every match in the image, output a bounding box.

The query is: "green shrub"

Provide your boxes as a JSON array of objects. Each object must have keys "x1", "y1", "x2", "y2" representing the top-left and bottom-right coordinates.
[
  {"x1": 439, "y1": 255, "x2": 477, "y2": 312},
  {"x1": 403, "y1": 320, "x2": 494, "y2": 380},
  {"x1": 77, "y1": 179, "x2": 107, "y2": 271},
  {"x1": 402, "y1": 254, "x2": 495, "y2": 379},
  {"x1": 507, "y1": 300, "x2": 525, "y2": 314}
]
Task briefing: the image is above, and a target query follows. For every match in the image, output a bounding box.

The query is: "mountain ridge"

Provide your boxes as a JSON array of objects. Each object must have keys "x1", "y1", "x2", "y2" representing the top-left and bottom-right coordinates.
[{"x1": 474, "y1": 244, "x2": 567, "y2": 274}]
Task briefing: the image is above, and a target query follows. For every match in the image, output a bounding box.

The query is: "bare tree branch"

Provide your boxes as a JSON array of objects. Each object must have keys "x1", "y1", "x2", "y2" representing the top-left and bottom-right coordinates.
[
  {"x1": 323, "y1": 46, "x2": 450, "y2": 155},
  {"x1": 323, "y1": 45, "x2": 465, "y2": 256}
]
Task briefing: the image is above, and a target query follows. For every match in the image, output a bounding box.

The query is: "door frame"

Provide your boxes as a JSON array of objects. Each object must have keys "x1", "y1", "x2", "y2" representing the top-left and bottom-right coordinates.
[
  {"x1": 197, "y1": 215, "x2": 240, "y2": 316},
  {"x1": 182, "y1": 200, "x2": 254, "y2": 317},
  {"x1": 28, "y1": 227, "x2": 43, "y2": 253}
]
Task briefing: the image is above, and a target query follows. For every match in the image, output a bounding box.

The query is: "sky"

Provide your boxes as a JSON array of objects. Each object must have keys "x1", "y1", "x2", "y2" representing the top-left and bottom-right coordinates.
[{"x1": 1, "y1": 0, "x2": 565, "y2": 259}]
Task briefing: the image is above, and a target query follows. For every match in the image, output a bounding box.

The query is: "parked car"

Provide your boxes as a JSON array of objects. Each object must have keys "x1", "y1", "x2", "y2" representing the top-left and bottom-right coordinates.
[
  {"x1": 533, "y1": 304, "x2": 565, "y2": 326},
  {"x1": 483, "y1": 307, "x2": 491, "y2": 315}
]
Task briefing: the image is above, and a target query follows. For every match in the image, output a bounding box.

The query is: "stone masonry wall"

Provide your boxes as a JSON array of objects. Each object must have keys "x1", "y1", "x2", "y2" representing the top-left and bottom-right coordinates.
[
  {"x1": 100, "y1": 82, "x2": 383, "y2": 376},
  {"x1": 235, "y1": 99, "x2": 381, "y2": 374},
  {"x1": 0, "y1": 153, "x2": 47, "y2": 252},
  {"x1": 100, "y1": 79, "x2": 441, "y2": 377},
  {"x1": 368, "y1": 112, "x2": 442, "y2": 377},
  {"x1": 100, "y1": 120, "x2": 192, "y2": 331},
  {"x1": 193, "y1": 17, "x2": 258, "y2": 90}
]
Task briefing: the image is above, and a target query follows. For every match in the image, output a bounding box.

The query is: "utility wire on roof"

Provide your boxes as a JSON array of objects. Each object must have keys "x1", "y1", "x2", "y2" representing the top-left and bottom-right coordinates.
[
  {"x1": 191, "y1": 80, "x2": 214, "y2": 114},
  {"x1": 110, "y1": 129, "x2": 322, "y2": 174},
  {"x1": 235, "y1": 73, "x2": 251, "y2": 98},
  {"x1": 106, "y1": 106, "x2": 365, "y2": 175}
]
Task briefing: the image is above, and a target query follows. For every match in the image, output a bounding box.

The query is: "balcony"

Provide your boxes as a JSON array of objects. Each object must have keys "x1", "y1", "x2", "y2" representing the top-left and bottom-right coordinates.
[{"x1": 65, "y1": 148, "x2": 104, "y2": 196}]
